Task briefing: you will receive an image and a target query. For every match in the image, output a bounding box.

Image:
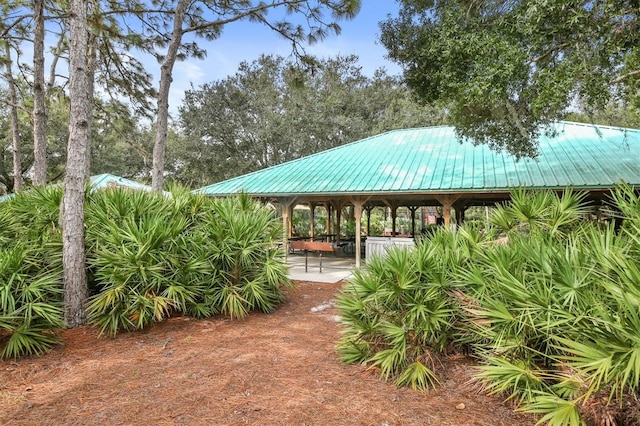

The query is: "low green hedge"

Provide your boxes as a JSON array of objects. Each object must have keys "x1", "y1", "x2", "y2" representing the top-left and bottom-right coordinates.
[
  {"x1": 338, "y1": 187, "x2": 640, "y2": 426},
  {"x1": 0, "y1": 187, "x2": 292, "y2": 358}
]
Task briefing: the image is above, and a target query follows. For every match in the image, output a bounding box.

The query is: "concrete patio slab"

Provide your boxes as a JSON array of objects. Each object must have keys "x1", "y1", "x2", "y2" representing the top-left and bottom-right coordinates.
[{"x1": 286, "y1": 253, "x2": 355, "y2": 284}]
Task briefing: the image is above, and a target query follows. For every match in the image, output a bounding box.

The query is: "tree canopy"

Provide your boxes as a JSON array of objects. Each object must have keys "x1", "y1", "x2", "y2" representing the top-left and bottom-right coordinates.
[
  {"x1": 380, "y1": 0, "x2": 640, "y2": 157},
  {"x1": 172, "y1": 54, "x2": 446, "y2": 186}
]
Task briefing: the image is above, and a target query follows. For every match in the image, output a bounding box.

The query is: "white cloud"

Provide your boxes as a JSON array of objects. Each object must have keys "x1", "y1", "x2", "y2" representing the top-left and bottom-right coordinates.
[{"x1": 177, "y1": 61, "x2": 205, "y2": 81}]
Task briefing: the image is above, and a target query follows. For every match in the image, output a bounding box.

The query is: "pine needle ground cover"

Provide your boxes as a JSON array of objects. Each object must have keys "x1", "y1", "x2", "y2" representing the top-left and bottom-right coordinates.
[
  {"x1": 0, "y1": 282, "x2": 535, "y2": 425},
  {"x1": 0, "y1": 188, "x2": 292, "y2": 358},
  {"x1": 338, "y1": 186, "x2": 640, "y2": 426}
]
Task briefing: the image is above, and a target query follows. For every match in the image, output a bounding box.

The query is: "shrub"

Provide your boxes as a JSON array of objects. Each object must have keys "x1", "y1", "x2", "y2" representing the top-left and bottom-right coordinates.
[
  {"x1": 84, "y1": 188, "x2": 199, "y2": 335},
  {"x1": 192, "y1": 193, "x2": 292, "y2": 319},
  {"x1": 461, "y1": 188, "x2": 640, "y2": 425},
  {"x1": 0, "y1": 188, "x2": 64, "y2": 359},
  {"x1": 0, "y1": 244, "x2": 63, "y2": 358},
  {"x1": 337, "y1": 227, "x2": 489, "y2": 390},
  {"x1": 337, "y1": 187, "x2": 640, "y2": 425},
  {"x1": 85, "y1": 189, "x2": 292, "y2": 335},
  {"x1": 1, "y1": 185, "x2": 293, "y2": 354}
]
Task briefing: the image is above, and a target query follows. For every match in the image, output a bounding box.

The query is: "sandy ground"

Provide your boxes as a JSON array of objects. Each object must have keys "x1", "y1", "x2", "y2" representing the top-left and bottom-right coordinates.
[{"x1": 0, "y1": 281, "x2": 535, "y2": 426}]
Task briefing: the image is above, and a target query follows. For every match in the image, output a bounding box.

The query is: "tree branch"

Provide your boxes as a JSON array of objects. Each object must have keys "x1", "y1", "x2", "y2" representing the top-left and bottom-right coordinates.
[
  {"x1": 0, "y1": 97, "x2": 33, "y2": 116},
  {"x1": 505, "y1": 100, "x2": 529, "y2": 141},
  {"x1": 1, "y1": 15, "x2": 32, "y2": 38},
  {"x1": 183, "y1": 0, "x2": 305, "y2": 34},
  {"x1": 529, "y1": 43, "x2": 570, "y2": 63},
  {"x1": 612, "y1": 69, "x2": 640, "y2": 84}
]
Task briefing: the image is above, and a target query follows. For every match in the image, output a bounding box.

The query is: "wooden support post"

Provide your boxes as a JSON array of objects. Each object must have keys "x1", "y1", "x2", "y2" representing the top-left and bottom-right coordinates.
[
  {"x1": 336, "y1": 206, "x2": 342, "y2": 243},
  {"x1": 353, "y1": 199, "x2": 363, "y2": 268},
  {"x1": 381, "y1": 199, "x2": 399, "y2": 236},
  {"x1": 408, "y1": 206, "x2": 418, "y2": 237},
  {"x1": 309, "y1": 203, "x2": 316, "y2": 239},
  {"x1": 330, "y1": 200, "x2": 345, "y2": 243},
  {"x1": 281, "y1": 204, "x2": 291, "y2": 257},
  {"x1": 279, "y1": 198, "x2": 296, "y2": 258},
  {"x1": 391, "y1": 206, "x2": 397, "y2": 236},
  {"x1": 325, "y1": 203, "x2": 331, "y2": 236},
  {"x1": 453, "y1": 201, "x2": 467, "y2": 226},
  {"x1": 442, "y1": 202, "x2": 452, "y2": 228},
  {"x1": 365, "y1": 206, "x2": 373, "y2": 236},
  {"x1": 433, "y1": 195, "x2": 461, "y2": 229}
]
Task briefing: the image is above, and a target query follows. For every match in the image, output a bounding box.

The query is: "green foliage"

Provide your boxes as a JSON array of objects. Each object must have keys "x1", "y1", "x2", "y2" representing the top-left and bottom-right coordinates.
[
  {"x1": 339, "y1": 187, "x2": 640, "y2": 425},
  {"x1": 84, "y1": 188, "x2": 197, "y2": 335},
  {"x1": 490, "y1": 188, "x2": 589, "y2": 238},
  {"x1": 85, "y1": 189, "x2": 292, "y2": 336},
  {"x1": 173, "y1": 54, "x2": 446, "y2": 186},
  {"x1": 337, "y1": 227, "x2": 487, "y2": 390},
  {"x1": 0, "y1": 77, "x2": 153, "y2": 190},
  {"x1": 0, "y1": 188, "x2": 64, "y2": 358},
  {"x1": 0, "y1": 244, "x2": 63, "y2": 358},
  {"x1": 0, "y1": 186, "x2": 64, "y2": 248},
  {"x1": 193, "y1": 193, "x2": 293, "y2": 318},
  {"x1": 1, "y1": 186, "x2": 292, "y2": 353},
  {"x1": 380, "y1": 1, "x2": 640, "y2": 157},
  {"x1": 465, "y1": 188, "x2": 640, "y2": 424}
]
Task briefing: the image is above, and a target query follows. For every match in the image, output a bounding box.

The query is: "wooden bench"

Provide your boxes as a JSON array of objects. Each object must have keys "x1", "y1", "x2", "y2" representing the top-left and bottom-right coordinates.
[{"x1": 289, "y1": 240, "x2": 336, "y2": 273}]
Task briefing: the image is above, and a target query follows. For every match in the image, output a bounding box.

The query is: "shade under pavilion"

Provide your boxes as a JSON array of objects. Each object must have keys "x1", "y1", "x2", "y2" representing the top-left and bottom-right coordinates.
[{"x1": 195, "y1": 121, "x2": 640, "y2": 267}]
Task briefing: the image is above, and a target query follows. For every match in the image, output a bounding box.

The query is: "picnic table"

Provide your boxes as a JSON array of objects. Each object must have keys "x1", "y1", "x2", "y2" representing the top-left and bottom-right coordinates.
[{"x1": 289, "y1": 240, "x2": 337, "y2": 273}]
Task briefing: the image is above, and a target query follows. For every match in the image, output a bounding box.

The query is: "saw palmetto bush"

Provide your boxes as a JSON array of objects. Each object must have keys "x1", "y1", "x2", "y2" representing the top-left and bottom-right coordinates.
[
  {"x1": 85, "y1": 189, "x2": 291, "y2": 335},
  {"x1": 337, "y1": 226, "x2": 489, "y2": 391},
  {"x1": 462, "y1": 232, "x2": 600, "y2": 416},
  {"x1": 0, "y1": 186, "x2": 64, "y2": 245},
  {"x1": 490, "y1": 188, "x2": 590, "y2": 238},
  {"x1": 192, "y1": 193, "x2": 292, "y2": 320},
  {"x1": 84, "y1": 188, "x2": 204, "y2": 335},
  {"x1": 0, "y1": 186, "x2": 66, "y2": 271},
  {"x1": 1, "y1": 185, "x2": 291, "y2": 351},
  {"x1": 0, "y1": 188, "x2": 64, "y2": 359},
  {"x1": 0, "y1": 244, "x2": 63, "y2": 358},
  {"x1": 465, "y1": 187, "x2": 640, "y2": 426},
  {"x1": 339, "y1": 187, "x2": 640, "y2": 425}
]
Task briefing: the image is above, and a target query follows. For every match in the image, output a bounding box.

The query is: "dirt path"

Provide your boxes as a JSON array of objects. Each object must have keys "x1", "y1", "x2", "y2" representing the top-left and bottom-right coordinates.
[{"x1": 0, "y1": 281, "x2": 535, "y2": 426}]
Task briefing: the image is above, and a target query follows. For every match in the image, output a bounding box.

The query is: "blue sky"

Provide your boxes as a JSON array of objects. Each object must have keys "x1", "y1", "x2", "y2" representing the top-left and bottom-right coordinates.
[
  {"x1": 165, "y1": 1, "x2": 403, "y2": 114},
  {"x1": 18, "y1": 2, "x2": 402, "y2": 117}
]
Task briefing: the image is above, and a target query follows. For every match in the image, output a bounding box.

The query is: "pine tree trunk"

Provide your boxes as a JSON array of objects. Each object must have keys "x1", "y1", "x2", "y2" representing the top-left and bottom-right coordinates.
[
  {"x1": 151, "y1": 0, "x2": 189, "y2": 192},
  {"x1": 62, "y1": 0, "x2": 91, "y2": 328},
  {"x1": 85, "y1": 24, "x2": 97, "y2": 177},
  {"x1": 32, "y1": 0, "x2": 48, "y2": 186},
  {"x1": 4, "y1": 44, "x2": 23, "y2": 192}
]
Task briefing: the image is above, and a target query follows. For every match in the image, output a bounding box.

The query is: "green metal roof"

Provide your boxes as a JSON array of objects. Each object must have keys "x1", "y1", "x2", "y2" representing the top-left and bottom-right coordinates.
[
  {"x1": 89, "y1": 173, "x2": 154, "y2": 191},
  {"x1": 0, "y1": 174, "x2": 154, "y2": 203},
  {"x1": 195, "y1": 121, "x2": 640, "y2": 197}
]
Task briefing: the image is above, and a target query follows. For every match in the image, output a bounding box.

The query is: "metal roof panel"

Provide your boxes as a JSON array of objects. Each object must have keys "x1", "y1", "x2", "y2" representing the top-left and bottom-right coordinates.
[{"x1": 194, "y1": 122, "x2": 640, "y2": 196}]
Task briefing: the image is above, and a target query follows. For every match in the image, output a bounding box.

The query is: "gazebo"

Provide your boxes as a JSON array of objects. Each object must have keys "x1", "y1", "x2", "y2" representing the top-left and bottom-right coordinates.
[{"x1": 195, "y1": 121, "x2": 640, "y2": 267}]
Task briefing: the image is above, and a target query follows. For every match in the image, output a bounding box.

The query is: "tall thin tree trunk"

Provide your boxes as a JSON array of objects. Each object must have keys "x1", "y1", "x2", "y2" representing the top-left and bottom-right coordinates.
[
  {"x1": 151, "y1": 0, "x2": 189, "y2": 192},
  {"x1": 85, "y1": 11, "x2": 97, "y2": 178},
  {"x1": 62, "y1": 0, "x2": 91, "y2": 328},
  {"x1": 32, "y1": 0, "x2": 48, "y2": 186},
  {"x1": 47, "y1": 29, "x2": 66, "y2": 95},
  {"x1": 4, "y1": 43, "x2": 23, "y2": 192}
]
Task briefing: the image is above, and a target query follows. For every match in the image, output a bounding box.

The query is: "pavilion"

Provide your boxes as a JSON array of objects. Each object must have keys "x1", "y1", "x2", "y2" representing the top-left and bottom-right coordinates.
[
  {"x1": 195, "y1": 121, "x2": 640, "y2": 267},
  {"x1": 0, "y1": 173, "x2": 155, "y2": 203}
]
